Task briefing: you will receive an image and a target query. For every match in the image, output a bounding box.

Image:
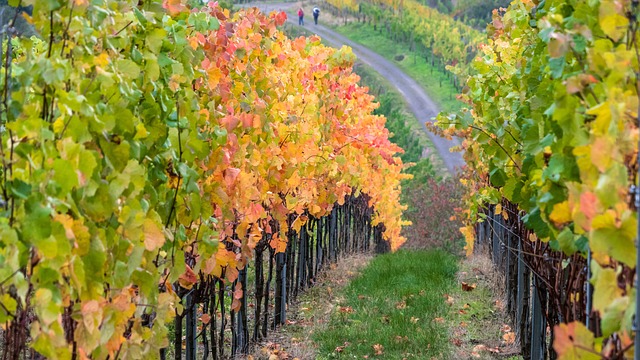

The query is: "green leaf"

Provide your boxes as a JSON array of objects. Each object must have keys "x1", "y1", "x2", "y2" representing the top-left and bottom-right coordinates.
[
  {"x1": 556, "y1": 228, "x2": 577, "y2": 256},
  {"x1": 0, "y1": 294, "x2": 17, "y2": 324},
  {"x1": 117, "y1": 59, "x2": 141, "y2": 80},
  {"x1": 8, "y1": 179, "x2": 32, "y2": 200},
  {"x1": 591, "y1": 226, "x2": 636, "y2": 267},
  {"x1": 53, "y1": 159, "x2": 79, "y2": 194},
  {"x1": 590, "y1": 262, "x2": 622, "y2": 313}
]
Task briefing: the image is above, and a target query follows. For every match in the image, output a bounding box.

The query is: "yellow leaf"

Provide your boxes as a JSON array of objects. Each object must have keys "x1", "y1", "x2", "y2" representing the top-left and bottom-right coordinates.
[
  {"x1": 459, "y1": 225, "x2": 475, "y2": 256},
  {"x1": 143, "y1": 219, "x2": 165, "y2": 251},
  {"x1": 93, "y1": 53, "x2": 110, "y2": 68},
  {"x1": 549, "y1": 201, "x2": 572, "y2": 226},
  {"x1": 53, "y1": 117, "x2": 65, "y2": 133},
  {"x1": 599, "y1": 2, "x2": 629, "y2": 42}
]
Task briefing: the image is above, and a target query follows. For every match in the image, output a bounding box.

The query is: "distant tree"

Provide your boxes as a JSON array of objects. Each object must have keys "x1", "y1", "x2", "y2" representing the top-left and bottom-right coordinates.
[
  {"x1": 0, "y1": 2, "x2": 36, "y2": 37},
  {"x1": 453, "y1": 0, "x2": 510, "y2": 27}
]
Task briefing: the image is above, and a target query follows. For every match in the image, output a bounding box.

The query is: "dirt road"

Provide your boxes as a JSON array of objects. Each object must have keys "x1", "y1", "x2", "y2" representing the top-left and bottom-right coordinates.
[{"x1": 245, "y1": 3, "x2": 465, "y2": 174}]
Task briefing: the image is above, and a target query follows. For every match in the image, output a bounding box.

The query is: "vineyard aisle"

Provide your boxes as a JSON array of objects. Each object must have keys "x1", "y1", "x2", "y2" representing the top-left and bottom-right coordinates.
[{"x1": 247, "y1": 2, "x2": 464, "y2": 174}]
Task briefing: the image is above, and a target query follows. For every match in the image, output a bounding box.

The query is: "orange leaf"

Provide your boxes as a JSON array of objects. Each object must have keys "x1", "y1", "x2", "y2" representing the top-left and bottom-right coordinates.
[
  {"x1": 372, "y1": 343, "x2": 384, "y2": 355},
  {"x1": 163, "y1": 0, "x2": 186, "y2": 16},
  {"x1": 201, "y1": 314, "x2": 211, "y2": 324},
  {"x1": 234, "y1": 284, "x2": 243, "y2": 300},
  {"x1": 553, "y1": 322, "x2": 600, "y2": 359},
  {"x1": 579, "y1": 191, "x2": 598, "y2": 220},
  {"x1": 178, "y1": 265, "x2": 198, "y2": 289},
  {"x1": 502, "y1": 332, "x2": 515, "y2": 344}
]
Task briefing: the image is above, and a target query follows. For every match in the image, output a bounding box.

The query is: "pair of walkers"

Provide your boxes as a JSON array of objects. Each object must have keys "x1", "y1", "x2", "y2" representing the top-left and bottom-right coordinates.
[{"x1": 298, "y1": 7, "x2": 320, "y2": 25}]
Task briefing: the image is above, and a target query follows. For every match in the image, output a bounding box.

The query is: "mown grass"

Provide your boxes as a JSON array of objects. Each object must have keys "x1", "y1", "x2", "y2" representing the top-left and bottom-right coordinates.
[
  {"x1": 314, "y1": 250, "x2": 458, "y2": 359},
  {"x1": 332, "y1": 22, "x2": 463, "y2": 113}
]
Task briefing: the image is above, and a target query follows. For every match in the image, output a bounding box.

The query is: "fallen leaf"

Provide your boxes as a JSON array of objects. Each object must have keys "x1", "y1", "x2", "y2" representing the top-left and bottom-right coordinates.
[
  {"x1": 372, "y1": 343, "x2": 384, "y2": 355},
  {"x1": 503, "y1": 332, "x2": 516, "y2": 344},
  {"x1": 461, "y1": 282, "x2": 477, "y2": 291},
  {"x1": 395, "y1": 301, "x2": 407, "y2": 310},
  {"x1": 339, "y1": 306, "x2": 354, "y2": 314},
  {"x1": 444, "y1": 294, "x2": 454, "y2": 305},
  {"x1": 433, "y1": 317, "x2": 445, "y2": 324},
  {"x1": 451, "y1": 338, "x2": 462, "y2": 347},
  {"x1": 410, "y1": 317, "x2": 419, "y2": 324},
  {"x1": 394, "y1": 335, "x2": 408, "y2": 343}
]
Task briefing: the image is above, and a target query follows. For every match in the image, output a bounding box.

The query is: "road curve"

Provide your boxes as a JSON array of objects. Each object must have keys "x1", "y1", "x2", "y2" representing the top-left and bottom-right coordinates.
[{"x1": 243, "y1": 3, "x2": 464, "y2": 174}]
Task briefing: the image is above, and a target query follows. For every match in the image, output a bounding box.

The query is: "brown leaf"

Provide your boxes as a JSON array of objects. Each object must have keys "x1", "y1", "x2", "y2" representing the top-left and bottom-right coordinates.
[
  {"x1": 395, "y1": 301, "x2": 407, "y2": 310},
  {"x1": 444, "y1": 294, "x2": 454, "y2": 305},
  {"x1": 451, "y1": 338, "x2": 462, "y2": 347},
  {"x1": 372, "y1": 343, "x2": 384, "y2": 355},
  {"x1": 339, "y1": 306, "x2": 354, "y2": 314},
  {"x1": 201, "y1": 314, "x2": 211, "y2": 324},
  {"x1": 433, "y1": 317, "x2": 445, "y2": 324},
  {"x1": 461, "y1": 282, "x2": 477, "y2": 291},
  {"x1": 410, "y1": 317, "x2": 419, "y2": 324}
]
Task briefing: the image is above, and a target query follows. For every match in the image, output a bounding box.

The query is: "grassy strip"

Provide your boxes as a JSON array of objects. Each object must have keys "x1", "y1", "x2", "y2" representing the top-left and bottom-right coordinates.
[
  {"x1": 313, "y1": 249, "x2": 457, "y2": 359},
  {"x1": 332, "y1": 21, "x2": 463, "y2": 113}
]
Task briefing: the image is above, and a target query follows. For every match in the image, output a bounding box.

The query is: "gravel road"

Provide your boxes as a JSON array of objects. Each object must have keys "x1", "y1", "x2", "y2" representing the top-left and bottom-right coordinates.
[{"x1": 243, "y1": 3, "x2": 465, "y2": 174}]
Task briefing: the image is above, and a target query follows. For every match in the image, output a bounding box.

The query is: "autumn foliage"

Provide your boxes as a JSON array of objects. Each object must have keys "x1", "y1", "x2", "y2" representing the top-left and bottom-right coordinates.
[
  {"x1": 437, "y1": 0, "x2": 639, "y2": 357},
  {"x1": 0, "y1": 1, "x2": 408, "y2": 358}
]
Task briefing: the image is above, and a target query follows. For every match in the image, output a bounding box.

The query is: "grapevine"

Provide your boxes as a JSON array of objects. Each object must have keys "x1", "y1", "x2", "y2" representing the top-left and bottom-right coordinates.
[
  {"x1": 437, "y1": 0, "x2": 640, "y2": 356},
  {"x1": 0, "y1": 1, "x2": 408, "y2": 358}
]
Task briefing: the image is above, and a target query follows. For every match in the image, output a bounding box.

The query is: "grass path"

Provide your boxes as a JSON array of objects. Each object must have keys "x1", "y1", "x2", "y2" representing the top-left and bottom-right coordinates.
[{"x1": 313, "y1": 250, "x2": 457, "y2": 359}]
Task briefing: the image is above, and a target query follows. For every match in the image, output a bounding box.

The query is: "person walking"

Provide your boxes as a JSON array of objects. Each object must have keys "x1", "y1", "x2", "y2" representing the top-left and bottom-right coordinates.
[
  {"x1": 298, "y1": 8, "x2": 304, "y2": 25},
  {"x1": 312, "y1": 7, "x2": 320, "y2": 25}
]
